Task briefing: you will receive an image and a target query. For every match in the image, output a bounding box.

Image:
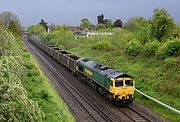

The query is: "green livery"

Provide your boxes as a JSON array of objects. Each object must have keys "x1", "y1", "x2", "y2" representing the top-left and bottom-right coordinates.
[{"x1": 77, "y1": 58, "x2": 113, "y2": 90}]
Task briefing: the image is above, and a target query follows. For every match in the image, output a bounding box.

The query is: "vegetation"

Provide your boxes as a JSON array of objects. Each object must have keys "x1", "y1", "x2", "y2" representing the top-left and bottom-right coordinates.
[
  {"x1": 23, "y1": 49, "x2": 74, "y2": 122},
  {"x1": 0, "y1": 27, "x2": 43, "y2": 121},
  {"x1": 28, "y1": 25, "x2": 46, "y2": 35},
  {"x1": 104, "y1": 19, "x2": 113, "y2": 28},
  {"x1": 96, "y1": 23, "x2": 106, "y2": 30},
  {"x1": 28, "y1": 8, "x2": 180, "y2": 122},
  {"x1": 113, "y1": 19, "x2": 123, "y2": 27},
  {"x1": 0, "y1": 12, "x2": 74, "y2": 122},
  {"x1": 0, "y1": 11, "x2": 22, "y2": 36},
  {"x1": 97, "y1": 14, "x2": 123, "y2": 29},
  {"x1": 150, "y1": 9, "x2": 175, "y2": 41},
  {"x1": 39, "y1": 19, "x2": 48, "y2": 32},
  {"x1": 97, "y1": 14, "x2": 105, "y2": 24},
  {"x1": 80, "y1": 18, "x2": 92, "y2": 29}
]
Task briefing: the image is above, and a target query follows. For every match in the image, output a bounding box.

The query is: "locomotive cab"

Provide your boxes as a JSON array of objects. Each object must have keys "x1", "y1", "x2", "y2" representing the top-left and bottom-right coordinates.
[{"x1": 110, "y1": 78, "x2": 134, "y2": 103}]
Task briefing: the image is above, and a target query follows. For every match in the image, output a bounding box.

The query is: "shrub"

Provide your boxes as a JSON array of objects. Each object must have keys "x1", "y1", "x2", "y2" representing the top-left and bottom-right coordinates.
[
  {"x1": 125, "y1": 39, "x2": 143, "y2": 56},
  {"x1": 27, "y1": 25, "x2": 46, "y2": 35},
  {"x1": 142, "y1": 41, "x2": 160, "y2": 57},
  {"x1": 164, "y1": 57, "x2": 179, "y2": 69},
  {"x1": 96, "y1": 23, "x2": 106, "y2": 30},
  {"x1": 91, "y1": 41, "x2": 111, "y2": 50},
  {"x1": 156, "y1": 39, "x2": 180, "y2": 58},
  {"x1": 0, "y1": 29, "x2": 44, "y2": 121},
  {"x1": 0, "y1": 56, "x2": 44, "y2": 122},
  {"x1": 135, "y1": 27, "x2": 150, "y2": 45}
]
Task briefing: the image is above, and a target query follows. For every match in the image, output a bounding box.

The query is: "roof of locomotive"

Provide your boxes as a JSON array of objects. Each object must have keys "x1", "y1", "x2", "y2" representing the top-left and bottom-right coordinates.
[{"x1": 78, "y1": 58, "x2": 133, "y2": 79}]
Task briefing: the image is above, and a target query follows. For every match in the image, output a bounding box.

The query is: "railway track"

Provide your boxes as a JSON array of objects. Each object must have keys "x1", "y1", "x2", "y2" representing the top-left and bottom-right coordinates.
[
  {"x1": 26, "y1": 38, "x2": 155, "y2": 122},
  {"x1": 119, "y1": 105, "x2": 152, "y2": 122},
  {"x1": 26, "y1": 39, "x2": 113, "y2": 122}
]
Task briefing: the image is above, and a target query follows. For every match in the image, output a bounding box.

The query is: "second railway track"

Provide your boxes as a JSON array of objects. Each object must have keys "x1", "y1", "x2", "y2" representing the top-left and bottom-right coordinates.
[{"x1": 119, "y1": 105, "x2": 152, "y2": 122}]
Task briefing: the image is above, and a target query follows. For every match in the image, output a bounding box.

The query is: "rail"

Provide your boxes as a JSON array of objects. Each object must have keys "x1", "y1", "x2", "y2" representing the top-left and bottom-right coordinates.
[{"x1": 135, "y1": 89, "x2": 180, "y2": 114}]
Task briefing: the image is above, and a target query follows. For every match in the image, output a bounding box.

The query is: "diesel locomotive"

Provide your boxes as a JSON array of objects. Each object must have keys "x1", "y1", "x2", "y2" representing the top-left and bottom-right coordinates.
[{"x1": 28, "y1": 36, "x2": 135, "y2": 104}]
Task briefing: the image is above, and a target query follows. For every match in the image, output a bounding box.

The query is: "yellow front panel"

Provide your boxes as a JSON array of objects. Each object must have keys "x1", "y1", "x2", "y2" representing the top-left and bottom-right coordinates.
[{"x1": 110, "y1": 78, "x2": 135, "y2": 100}]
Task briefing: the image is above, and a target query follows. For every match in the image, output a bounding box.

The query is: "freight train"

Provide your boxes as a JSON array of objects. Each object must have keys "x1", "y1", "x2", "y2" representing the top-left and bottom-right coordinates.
[{"x1": 28, "y1": 36, "x2": 135, "y2": 104}]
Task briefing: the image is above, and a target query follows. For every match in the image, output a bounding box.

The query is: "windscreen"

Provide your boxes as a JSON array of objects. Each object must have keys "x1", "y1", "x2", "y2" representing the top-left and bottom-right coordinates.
[
  {"x1": 115, "y1": 80, "x2": 123, "y2": 87},
  {"x1": 125, "y1": 80, "x2": 133, "y2": 86}
]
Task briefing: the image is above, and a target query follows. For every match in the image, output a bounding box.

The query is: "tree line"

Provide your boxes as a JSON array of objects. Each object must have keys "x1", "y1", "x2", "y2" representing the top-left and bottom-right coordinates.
[
  {"x1": 39, "y1": 8, "x2": 178, "y2": 42},
  {"x1": 80, "y1": 14, "x2": 123, "y2": 30}
]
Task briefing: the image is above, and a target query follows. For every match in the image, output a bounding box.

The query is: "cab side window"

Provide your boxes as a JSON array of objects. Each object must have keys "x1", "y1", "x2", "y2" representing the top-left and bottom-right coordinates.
[{"x1": 78, "y1": 65, "x2": 83, "y2": 72}]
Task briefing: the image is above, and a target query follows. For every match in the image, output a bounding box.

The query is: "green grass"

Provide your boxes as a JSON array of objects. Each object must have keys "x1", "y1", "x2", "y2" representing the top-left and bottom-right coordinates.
[
  {"x1": 61, "y1": 40, "x2": 180, "y2": 122},
  {"x1": 22, "y1": 48, "x2": 74, "y2": 122}
]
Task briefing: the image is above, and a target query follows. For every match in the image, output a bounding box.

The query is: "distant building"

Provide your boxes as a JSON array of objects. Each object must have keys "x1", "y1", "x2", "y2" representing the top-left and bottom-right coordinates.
[
  {"x1": 74, "y1": 31, "x2": 114, "y2": 39},
  {"x1": 68, "y1": 25, "x2": 96, "y2": 32},
  {"x1": 68, "y1": 26, "x2": 84, "y2": 31}
]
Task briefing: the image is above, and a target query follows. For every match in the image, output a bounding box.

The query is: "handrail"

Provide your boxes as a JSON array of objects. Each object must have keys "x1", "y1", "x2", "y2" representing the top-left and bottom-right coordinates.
[{"x1": 135, "y1": 89, "x2": 180, "y2": 114}]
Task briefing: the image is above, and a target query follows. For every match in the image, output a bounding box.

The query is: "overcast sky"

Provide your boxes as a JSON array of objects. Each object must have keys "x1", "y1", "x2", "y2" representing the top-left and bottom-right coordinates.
[{"x1": 0, "y1": 0, "x2": 180, "y2": 27}]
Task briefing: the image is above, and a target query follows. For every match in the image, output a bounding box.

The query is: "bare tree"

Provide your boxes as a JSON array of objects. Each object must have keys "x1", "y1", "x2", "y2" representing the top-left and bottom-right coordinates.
[
  {"x1": 0, "y1": 11, "x2": 19, "y2": 27},
  {"x1": 0, "y1": 11, "x2": 22, "y2": 35}
]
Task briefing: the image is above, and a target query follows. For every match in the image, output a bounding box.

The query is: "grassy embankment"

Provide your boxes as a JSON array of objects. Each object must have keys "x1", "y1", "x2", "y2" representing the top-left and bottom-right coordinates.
[
  {"x1": 21, "y1": 40, "x2": 74, "y2": 122},
  {"x1": 0, "y1": 25, "x2": 74, "y2": 122},
  {"x1": 31, "y1": 27, "x2": 180, "y2": 122}
]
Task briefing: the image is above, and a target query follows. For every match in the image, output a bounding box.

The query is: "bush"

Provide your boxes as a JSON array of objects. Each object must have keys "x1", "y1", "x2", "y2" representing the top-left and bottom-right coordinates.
[
  {"x1": 164, "y1": 57, "x2": 179, "y2": 69},
  {"x1": 156, "y1": 39, "x2": 180, "y2": 58},
  {"x1": 27, "y1": 25, "x2": 46, "y2": 35},
  {"x1": 125, "y1": 39, "x2": 143, "y2": 56},
  {"x1": 142, "y1": 41, "x2": 160, "y2": 57},
  {"x1": 135, "y1": 27, "x2": 150, "y2": 45},
  {"x1": 0, "y1": 29, "x2": 44, "y2": 121},
  {"x1": 0, "y1": 56, "x2": 44, "y2": 122},
  {"x1": 96, "y1": 24, "x2": 106, "y2": 30},
  {"x1": 91, "y1": 41, "x2": 111, "y2": 50}
]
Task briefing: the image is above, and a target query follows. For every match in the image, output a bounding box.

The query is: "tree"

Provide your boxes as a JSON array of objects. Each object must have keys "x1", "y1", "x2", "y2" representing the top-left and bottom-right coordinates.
[
  {"x1": 0, "y1": 20, "x2": 5, "y2": 29},
  {"x1": 39, "y1": 19, "x2": 48, "y2": 31},
  {"x1": 124, "y1": 17, "x2": 150, "y2": 44},
  {"x1": 97, "y1": 14, "x2": 104, "y2": 24},
  {"x1": 113, "y1": 19, "x2": 123, "y2": 27},
  {"x1": 104, "y1": 19, "x2": 113, "y2": 28},
  {"x1": 150, "y1": 8, "x2": 175, "y2": 41},
  {"x1": 27, "y1": 25, "x2": 46, "y2": 35},
  {"x1": 80, "y1": 18, "x2": 92, "y2": 29},
  {"x1": 0, "y1": 11, "x2": 22, "y2": 35},
  {"x1": 96, "y1": 23, "x2": 106, "y2": 30},
  {"x1": 172, "y1": 24, "x2": 180, "y2": 39},
  {"x1": 124, "y1": 17, "x2": 148, "y2": 32},
  {"x1": 0, "y1": 11, "x2": 18, "y2": 27},
  {"x1": 8, "y1": 21, "x2": 21, "y2": 35}
]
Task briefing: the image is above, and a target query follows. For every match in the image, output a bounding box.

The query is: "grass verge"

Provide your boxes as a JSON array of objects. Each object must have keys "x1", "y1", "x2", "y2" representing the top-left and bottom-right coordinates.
[{"x1": 22, "y1": 44, "x2": 74, "y2": 122}]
